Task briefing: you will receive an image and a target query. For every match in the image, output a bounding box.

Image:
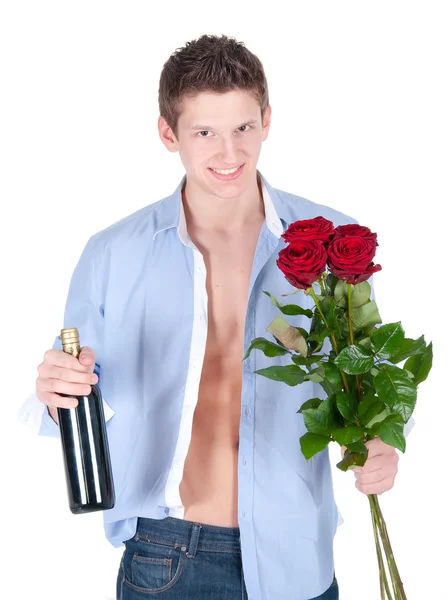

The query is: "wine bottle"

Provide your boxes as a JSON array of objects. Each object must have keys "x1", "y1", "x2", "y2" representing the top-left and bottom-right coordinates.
[{"x1": 57, "y1": 327, "x2": 115, "y2": 514}]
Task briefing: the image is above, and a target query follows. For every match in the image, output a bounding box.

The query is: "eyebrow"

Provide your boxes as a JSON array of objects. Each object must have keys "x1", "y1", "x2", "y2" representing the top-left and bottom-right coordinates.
[{"x1": 190, "y1": 119, "x2": 258, "y2": 130}]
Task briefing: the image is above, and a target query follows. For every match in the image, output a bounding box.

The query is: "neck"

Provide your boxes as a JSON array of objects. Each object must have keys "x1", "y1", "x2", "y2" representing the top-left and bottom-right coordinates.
[{"x1": 182, "y1": 172, "x2": 265, "y2": 235}]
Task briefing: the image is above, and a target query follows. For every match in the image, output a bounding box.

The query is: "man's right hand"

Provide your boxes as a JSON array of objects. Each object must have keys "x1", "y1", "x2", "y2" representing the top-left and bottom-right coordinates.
[{"x1": 36, "y1": 347, "x2": 99, "y2": 423}]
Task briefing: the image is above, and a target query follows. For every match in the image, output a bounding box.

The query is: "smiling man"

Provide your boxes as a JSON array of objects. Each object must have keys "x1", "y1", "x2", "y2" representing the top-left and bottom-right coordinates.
[{"x1": 25, "y1": 34, "x2": 401, "y2": 600}]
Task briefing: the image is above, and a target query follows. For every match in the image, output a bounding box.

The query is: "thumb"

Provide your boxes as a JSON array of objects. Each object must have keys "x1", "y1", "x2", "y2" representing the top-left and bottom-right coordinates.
[{"x1": 78, "y1": 346, "x2": 96, "y2": 371}]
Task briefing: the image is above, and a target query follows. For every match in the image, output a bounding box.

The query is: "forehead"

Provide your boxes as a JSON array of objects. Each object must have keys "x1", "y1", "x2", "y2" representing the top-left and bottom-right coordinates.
[{"x1": 178, "y1": 89, "x2": 260, "y2": 127}]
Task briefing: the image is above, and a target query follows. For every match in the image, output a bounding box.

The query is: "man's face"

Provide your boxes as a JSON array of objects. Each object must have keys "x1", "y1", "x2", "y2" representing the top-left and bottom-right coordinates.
[{"x1": 159, "y1": 89, "x2": 271, "y2": 199}]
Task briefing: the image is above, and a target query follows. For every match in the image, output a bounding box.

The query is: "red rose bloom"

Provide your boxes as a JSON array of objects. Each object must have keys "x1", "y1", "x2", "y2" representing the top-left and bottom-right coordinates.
[
  {"x1": 327, "y1": 236, "x2": 382, "y2": 284},
  {"x1": 277, "y1": 240, "x2": 328, "y2": 290},
  {"x1": 333, "y1": 223, "x2": 378, "y2": 246},
  {"x1": 281, "y1": 216, "x2": 335, "y2": 245}
]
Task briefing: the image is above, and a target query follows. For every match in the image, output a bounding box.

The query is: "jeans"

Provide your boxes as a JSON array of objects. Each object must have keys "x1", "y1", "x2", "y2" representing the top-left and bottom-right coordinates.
[{"x1": 116, "y1": 516, "x2": 339, "y2": 599}]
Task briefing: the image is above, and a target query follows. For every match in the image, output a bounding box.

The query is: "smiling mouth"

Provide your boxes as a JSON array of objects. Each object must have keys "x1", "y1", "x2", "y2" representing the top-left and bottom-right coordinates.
[
  {"x1": 209, "y1": 163, "x2": 244, "y2": 171},
  {"x1": 207, "y1": 164, "x2": 246, "y2": 181}
]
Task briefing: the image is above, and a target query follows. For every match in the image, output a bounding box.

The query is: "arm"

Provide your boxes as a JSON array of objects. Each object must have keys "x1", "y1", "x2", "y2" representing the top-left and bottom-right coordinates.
[{"x1": 18, "y1": 234, "x2": 109, "y2": 437}]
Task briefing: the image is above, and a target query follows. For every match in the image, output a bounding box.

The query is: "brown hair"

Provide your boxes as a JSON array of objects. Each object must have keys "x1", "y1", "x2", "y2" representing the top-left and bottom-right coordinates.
[{"x1": 158, "y1": 34, "x2": 269, "y2": 139}]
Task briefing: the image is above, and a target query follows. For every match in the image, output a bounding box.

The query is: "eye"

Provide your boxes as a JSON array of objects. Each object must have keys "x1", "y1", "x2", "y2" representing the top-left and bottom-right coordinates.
[{"x1": 196, "y1": 124, "x2": 252, "y2": 138}]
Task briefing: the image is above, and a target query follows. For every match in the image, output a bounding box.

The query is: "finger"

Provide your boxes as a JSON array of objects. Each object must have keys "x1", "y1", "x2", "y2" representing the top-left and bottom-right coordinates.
[
  {"x1": 44, "y1": 366, "x2": 98, "y2": 385},
  {"x1": 38, "y1": 377, "x2": 93, "y2": 398},
  {"x1": 355, "y1": 477, "x2": 395, "y2": 495},
  {"x1": 355, "y1": 463, "x2": 398, "y2": 485},
  {"x1": 78, "y1": 346, "x2": 96, "y2": 372},
  {"x1": 364, "y1": 437, "x2": 395, "y2": 459},
  {"x1": 43, "y1": 348, "x2": 95, "y2": 373},
  {"x1": 38, "y1": 391, "x2": 79, "y2": 409},
  {"x1": 354, "y1": 452, "x2": 399, "y2": 475}
]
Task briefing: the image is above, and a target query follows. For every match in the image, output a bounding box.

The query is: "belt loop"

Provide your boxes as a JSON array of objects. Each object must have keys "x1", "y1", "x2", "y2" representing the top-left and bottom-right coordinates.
[{"x1": 186, "y1": 523, "x2": 202, "y2": 558}]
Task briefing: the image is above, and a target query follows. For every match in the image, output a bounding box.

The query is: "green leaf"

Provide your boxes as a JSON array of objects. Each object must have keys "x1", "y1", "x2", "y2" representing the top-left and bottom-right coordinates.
[
  {"x1": 242, "y1": 337, "x2": 290, "y2": 360},
  {"x1": 267, "y1": 314, "x2": 308, "y2": 357},
  {"x1": 307, "y1": 311, "x2": 328, "y2": 345},
  {"x1": 374, "y1": 364, "x2": 417, "y2": 421},
  {"x1": 291, "y1": 354, "x2": 325, "y2": 367},
  {"x1": 262, "y1": 290, "x2": 313, "y2": 318},
  {"x1": 305, "y1": 371, "x2": 325, "y2": 383},
  {"x1": 321, "y1": 296, "x2": 338, "y2": 331},
  {"x1": 366, "y1": 409, "x2": 393, "y2": 434},
  {"x1": 350, "y1": 301, "x2": 383, "y2": 332},
  {"x1": 336, "y1": 392, "x2": 358, "y2": 423},
  {"x1": 253, "y1": 365, "x2": 307, "y2": 386},
  {"x1": 307, "y1": 329, "x2": 329, "y2": 343},
  {"x1": 358, "y1": 394, "x2": 387, "y2": 427},
  {"x1": 297, "y1": 398, "x2": 323, "y2": 413},
  {"x1": 325, "y1": 273, "x2": 339, "y2": 295},
  {"x1": 334, "y1": 344, "x2": 374, "y2": 375},
  {"x1": 334, "y1": 279, "x2": 348, "y2": 305},
  {"x1": 336, "y1": 442, "x2": 368, "y2": 471},
  {"x1": 334, "y1": 281, "x2": 372, "y2": 309},
  {"x1": 388, "y1": 336, "x2": 427, "y2": 364},
  {"x1": 403, "y1": 342, "x2": 433, "y2": 386},
  {"x1": 346, "y1": 439, "x2": 369, "y2": 455},
  {"x1": 302, "y1": 398, "x2": 335, "y2": 435},
  {"x1": 371, "y1": 322, "x2": 405, "y2": 359},
  {"x1": 320, "y1": 362, "x2": 344, "y2": 396},
  {"x1": 358, "y1": 336, "x2": 372, "y2": 351},
  {"x1": 331, "y1": 426, "x2": 365, "y2": 445},
  {"x1": 300, "y1": 432, "x2": 331, "y2": 460},
  {"x1": 377, "y1": 415, "x2": 406, "y2": 453},
  {"x1": 350, "y1": 282, "x2": 372, "y2": 308}
]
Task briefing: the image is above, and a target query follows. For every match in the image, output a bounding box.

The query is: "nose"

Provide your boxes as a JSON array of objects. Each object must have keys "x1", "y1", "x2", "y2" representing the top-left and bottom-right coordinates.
[{"x1": 217, "y1": 137, "x2": 242, "y2": 166}]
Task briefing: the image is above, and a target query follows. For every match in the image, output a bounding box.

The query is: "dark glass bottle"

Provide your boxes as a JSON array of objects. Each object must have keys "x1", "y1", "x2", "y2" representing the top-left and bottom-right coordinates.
[{"x1": 57, "y1": 327, "x2": 115, "y2": 514}]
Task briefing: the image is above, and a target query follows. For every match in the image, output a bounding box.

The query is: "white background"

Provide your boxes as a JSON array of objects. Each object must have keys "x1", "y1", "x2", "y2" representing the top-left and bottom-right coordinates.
[{"x1": 1, "y1": 1, "x2": 447, "y2": 599}]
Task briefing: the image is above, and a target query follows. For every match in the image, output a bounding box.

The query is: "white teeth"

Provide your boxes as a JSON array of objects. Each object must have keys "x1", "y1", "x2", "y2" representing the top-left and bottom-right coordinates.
[{"x1": 212, "y1": 166, "x2": 240, "y2": 175}]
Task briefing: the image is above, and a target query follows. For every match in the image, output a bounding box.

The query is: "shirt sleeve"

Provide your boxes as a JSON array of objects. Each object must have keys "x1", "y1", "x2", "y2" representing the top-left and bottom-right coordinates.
[{"x1": 18, "y1": 234, "x2": 114, "y2": 437}]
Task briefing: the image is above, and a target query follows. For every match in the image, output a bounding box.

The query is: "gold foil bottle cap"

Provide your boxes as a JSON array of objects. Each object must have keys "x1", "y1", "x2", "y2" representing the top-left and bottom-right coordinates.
[{"x1": 61, "y1": 328, "x2": 81, "y2": 358}]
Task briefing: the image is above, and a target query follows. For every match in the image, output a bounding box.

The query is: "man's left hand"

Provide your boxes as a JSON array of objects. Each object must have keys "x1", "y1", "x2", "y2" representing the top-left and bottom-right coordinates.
[{"x1": 341, "y1": 437, "x2": 400, "y2": 495}]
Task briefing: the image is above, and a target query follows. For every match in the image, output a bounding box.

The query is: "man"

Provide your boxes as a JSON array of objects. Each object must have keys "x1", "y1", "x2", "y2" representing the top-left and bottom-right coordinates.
[{"x1": 22, "y1": 34, "x2": 400, "y2": 599}]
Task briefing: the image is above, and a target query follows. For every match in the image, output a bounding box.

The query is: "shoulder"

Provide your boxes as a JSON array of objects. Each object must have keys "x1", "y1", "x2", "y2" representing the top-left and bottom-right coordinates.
[
  {"x1": 87, "y1": 193, "x2": 171, "y2": 254},
  {"x1": 273, "y1": 185, "x2": 358, "y2": 228}
]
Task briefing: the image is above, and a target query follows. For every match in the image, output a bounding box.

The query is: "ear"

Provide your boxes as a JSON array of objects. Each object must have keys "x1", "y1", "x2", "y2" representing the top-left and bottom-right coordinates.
[
  {"x1": 158, "y1": 116, "x2": 179, "y2": 153},
  {"x1": 261, "y1": 104, "x2": 272, "y2": 141}
]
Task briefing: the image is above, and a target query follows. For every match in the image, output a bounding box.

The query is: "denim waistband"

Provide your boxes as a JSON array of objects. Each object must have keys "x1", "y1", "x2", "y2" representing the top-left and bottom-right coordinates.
[{"x1": 135, "y1": 516, "x2": 241, "y2": 557}]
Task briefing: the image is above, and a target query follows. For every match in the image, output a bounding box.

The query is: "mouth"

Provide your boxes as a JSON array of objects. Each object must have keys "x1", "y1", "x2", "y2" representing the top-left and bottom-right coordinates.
[{"x1": 208, "y1": 163, "x2": 245, "y2": 181}]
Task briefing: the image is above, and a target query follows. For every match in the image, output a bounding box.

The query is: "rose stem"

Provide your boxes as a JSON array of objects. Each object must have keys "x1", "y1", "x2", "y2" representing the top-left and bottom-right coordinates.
[
  {"x1": 309, "y1": 286, "x2": 351, "y2": 394},
  {"x1": 369, "y1": 494, "x2": 393, "y2": 599},
  {"x1": 347, "y1": 283, "x2": 362, "y2": 402},
  {"x1": 373, "y1": 494, "x2": 407, "y2": 599}
]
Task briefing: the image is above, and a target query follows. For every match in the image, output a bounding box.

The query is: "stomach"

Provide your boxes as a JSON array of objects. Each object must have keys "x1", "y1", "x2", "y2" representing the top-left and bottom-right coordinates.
[
  {"x1": 177, "y1": 354, "x2": 243, "y2": 527},
  {"x1": 179, "y1": 431, "x2": 240, "y2": 527}
]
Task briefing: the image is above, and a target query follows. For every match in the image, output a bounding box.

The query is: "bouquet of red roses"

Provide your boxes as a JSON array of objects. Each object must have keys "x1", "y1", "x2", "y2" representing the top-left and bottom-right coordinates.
[{"x1": 243, "y1": 217, "x2": 432, "y2": 599}]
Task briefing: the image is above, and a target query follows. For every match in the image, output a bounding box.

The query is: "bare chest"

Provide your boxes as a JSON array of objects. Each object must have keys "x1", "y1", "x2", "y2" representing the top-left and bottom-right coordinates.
[
  {"x1": 178, "y1": 224, "x2": 262, "y2": 524},
  {"x1": 189, "y1": 224, "x2": 262, "y2": 436}
]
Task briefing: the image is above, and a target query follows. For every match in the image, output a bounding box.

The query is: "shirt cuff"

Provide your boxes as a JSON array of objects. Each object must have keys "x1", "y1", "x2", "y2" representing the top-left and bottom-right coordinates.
[{"x1": 18, "y1": 391, "x2": 116, "y2": 438}]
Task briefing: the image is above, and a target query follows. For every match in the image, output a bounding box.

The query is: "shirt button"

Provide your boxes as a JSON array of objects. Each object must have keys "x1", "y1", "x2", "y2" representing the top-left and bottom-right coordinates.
[
  {"x1": 243, "y1": 459, "x2": 247, "y2": 466},
  {"x1": 200, "y1": 314, "x2": 206, "y2": 320},
  {"x1": 245, "y1": 407, "x2": 250, "y2": 416},
  {"x1": 242, "y1": 511, "x2": 246, "y2": 518}
]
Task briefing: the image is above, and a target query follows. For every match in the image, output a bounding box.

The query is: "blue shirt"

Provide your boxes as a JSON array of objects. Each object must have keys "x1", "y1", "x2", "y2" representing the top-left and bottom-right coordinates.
[{"x1": 20, "y1": 170, "x2": 359, "y2": 599}]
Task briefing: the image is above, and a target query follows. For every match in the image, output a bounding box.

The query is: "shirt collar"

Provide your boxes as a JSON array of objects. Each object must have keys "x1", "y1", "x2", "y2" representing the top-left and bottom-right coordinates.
[{"x1": 152, "y1": 170, "x2": 289, "y2": 244}]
